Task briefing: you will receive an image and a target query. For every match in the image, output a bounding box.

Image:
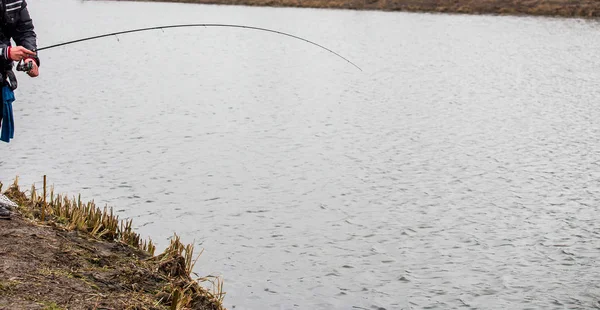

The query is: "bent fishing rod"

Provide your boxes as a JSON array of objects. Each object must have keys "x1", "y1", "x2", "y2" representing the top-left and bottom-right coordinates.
[{"x1": 31, "y1": 23, "x2": 362, "y2": 71}]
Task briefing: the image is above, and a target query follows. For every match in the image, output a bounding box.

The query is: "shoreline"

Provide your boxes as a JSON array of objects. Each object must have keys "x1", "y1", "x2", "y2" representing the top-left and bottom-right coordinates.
[
  {"x1": 0, "y1": 178, "x2": 226, "y2": 310},
  {"x1": 114, "y1": 0, "x2": 600, "y2": 18}
]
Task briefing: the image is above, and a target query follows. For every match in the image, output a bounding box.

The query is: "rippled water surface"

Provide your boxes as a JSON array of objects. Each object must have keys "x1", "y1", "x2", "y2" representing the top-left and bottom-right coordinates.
[{"x1": 2, "y1": 0, "x2": 600, "y2": 309}]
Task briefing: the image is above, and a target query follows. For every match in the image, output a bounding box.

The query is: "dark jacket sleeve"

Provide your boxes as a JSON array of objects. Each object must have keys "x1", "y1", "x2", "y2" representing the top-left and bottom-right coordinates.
[{"x1": 12, "y1": 0, "x2": 40, "y2": 66}]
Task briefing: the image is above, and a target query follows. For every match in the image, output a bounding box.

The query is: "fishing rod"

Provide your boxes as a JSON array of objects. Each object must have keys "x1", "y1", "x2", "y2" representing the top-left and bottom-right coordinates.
[{"x1": 31, "y1": 23, "x2": 362, "y2": 71}]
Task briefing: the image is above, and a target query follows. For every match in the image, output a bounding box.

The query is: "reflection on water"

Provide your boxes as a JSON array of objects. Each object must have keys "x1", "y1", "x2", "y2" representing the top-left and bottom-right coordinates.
[{"x1": 2, "y1": 0, "x2": 600, "y2": 309}]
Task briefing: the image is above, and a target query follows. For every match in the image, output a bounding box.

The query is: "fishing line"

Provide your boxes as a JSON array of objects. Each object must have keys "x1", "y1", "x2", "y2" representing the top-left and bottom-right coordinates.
[{"x1": 35, "y1": 24, "x2": 362, "y2": 71}]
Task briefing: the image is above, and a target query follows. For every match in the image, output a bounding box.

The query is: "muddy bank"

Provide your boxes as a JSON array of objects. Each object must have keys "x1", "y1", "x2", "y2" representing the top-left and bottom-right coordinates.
[
  {"x1": 0, "y1": 179, "x2": 226, "y2": 310},
  {"x1": 116, "y1": 0, "x2": 600, "y2": 17}
]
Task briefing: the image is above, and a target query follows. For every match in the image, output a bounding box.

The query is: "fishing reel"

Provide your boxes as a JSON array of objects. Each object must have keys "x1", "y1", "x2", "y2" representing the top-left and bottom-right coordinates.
[{"x1": 16, "y1": 59, "x2": 33, "y2": 72}]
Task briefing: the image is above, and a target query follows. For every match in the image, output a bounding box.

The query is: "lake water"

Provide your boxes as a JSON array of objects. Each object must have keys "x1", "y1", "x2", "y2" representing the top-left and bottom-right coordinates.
[{"x1": 2, "y1": 0, "x2": 600, "y2": 309}]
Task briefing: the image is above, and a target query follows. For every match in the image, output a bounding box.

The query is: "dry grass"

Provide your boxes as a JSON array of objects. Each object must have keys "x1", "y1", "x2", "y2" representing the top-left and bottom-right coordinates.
[
  {"x1": 6, "y1": 177, "x2": 157, "y2": 255},
  {"x1": 2, "y1": 176, "x2": 226, "y2": 310},
  {"x1": 113, "y1": 0, "x2": 600, "y2": 17},
  {"x1": 152, "y1": 235, "x2": 226, "y2": 309}
]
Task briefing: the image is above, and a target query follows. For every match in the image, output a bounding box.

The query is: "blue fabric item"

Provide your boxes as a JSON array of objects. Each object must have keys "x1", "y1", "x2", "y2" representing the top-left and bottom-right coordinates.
[{"x1": 1, "y1": 86, "x2": 15, "y2": 143}]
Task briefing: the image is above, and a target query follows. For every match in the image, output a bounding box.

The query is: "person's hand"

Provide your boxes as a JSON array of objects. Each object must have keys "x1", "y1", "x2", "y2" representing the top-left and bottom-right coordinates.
[
  {"x1": 24, "y1": 58, "x2": 38, "y2": 77},
  {"x1": 9, "y1": 46, "x2": 35, "y2": 61}
]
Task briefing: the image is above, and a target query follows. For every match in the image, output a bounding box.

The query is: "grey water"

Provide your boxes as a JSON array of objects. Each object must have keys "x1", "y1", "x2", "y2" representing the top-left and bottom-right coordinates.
[{"x1": 2, "y1": 0, "x2": 600, "y2": 309}]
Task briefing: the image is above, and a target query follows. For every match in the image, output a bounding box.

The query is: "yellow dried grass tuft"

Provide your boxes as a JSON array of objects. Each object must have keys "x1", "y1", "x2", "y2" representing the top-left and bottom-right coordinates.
[{"x1": 2, "y1": 176, "x2": 226, "y2": 310}]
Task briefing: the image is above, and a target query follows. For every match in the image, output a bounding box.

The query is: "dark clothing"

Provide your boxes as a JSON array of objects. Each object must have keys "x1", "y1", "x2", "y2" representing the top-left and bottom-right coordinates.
[
  {"x1": 1, "y1": 85, "x2": 14, "y2": 142},
  {"x1": 0, "y1": 0, "x2": 38, "y2": 142},
  {"x1": 0, "y1": 0, "x2": 39, "y2": 71}
]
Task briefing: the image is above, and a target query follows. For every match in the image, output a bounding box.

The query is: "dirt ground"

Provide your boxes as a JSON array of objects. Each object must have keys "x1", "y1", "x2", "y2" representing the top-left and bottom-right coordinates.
[
  {"x1": 125, "y1": 0, "x2": 600, "y2": 17},
  {"x1": 0, "y1": 181, "x2": 225, "y2": 310},
  {"x1": 0, "y1": 213, "x2": 169, "y2": 309}
]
